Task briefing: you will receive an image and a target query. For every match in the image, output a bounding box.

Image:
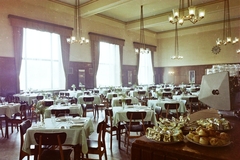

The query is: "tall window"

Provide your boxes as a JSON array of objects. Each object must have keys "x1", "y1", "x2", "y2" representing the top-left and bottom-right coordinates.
[
  {"x1": 96, "y1": 42, "x2": 121, "y2": 87},
  {"x1": 138, "y1": 52, "x2": 154, "y2": 85},
  {"x1": 20, "y1": 28, "x2": 65, "y2": 91}
]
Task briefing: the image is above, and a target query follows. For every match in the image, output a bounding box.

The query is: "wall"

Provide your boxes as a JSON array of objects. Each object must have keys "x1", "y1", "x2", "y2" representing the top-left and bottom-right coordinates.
[{"x1": 0, "y1": 0, "x2": 239, "y2": 95}]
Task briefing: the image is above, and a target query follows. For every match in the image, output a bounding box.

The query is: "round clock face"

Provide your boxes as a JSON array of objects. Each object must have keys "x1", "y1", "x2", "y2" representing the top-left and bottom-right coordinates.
[{"x1": 212, "y1": 46, "x2": 221, "y2": 54}]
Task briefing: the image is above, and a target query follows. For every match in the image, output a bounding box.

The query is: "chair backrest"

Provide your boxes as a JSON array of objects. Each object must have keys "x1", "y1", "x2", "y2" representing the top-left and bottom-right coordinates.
[
  {"x1": 126, "y1": 111, "x2": 146, "y2": 132},
  {"x1": 36, "y1": 96, "x2": 44, "y2": 100},
  {"x1": 138, "y1": 91, "x2": 146, "y2": 95},
  {"x1": 44, "y1": 101, "x2": 53, "y2": 107},
  {"x1": 105, "y1": 108, "x2": 113, "y2": 127},
  {"x1": 164, "y1": 103, "x2": 180, "y2": 110},
  {"x1": 34, "y1": 132, "x2": 67, "y2": 160},
  {"x1": 83, "y1": 97, "x2": 94, "y2": 103},
  {"x1": 51, "y1": 109, "x2": 70, "y2": 117},
  {"x1": 112, "y1": 94, "x2": 117, "y2": 97},
  {"x1": 93, "y1": 90, "x2": 99, "y2": 94},
  {"x1": 84, "y1": 91, "x2": 90, "y2": 95},
  {"x1": 18, "y1": 103, "x2": 28, "y2": 119},
  {"x1": 162, "y1": 92, "x2": 172, "y2": 99},
  {"x1": 96, "y1": 120, "x2": 107, "y2": 150},
  {"x1": 19, "y1": 119, "x2": 32, "y2": 159},
  {"x1": 14, "y1": 96, "x2": 20, "y2": 103},
  {"x1": 125, "y1": 99, "x2": 132, "y2": 105},
  {"x1": 189, "y1": 97, "x2": 199, "y2": 103},
  {"x1": 155, "y1": 106, "x2": 162, "y2": 120},
  {"x1": 126, "y1": 111, "x2": 146, "y2": 120},
  {"x1": 65, "y1": 92, "x2": 70, "y2": 97}
]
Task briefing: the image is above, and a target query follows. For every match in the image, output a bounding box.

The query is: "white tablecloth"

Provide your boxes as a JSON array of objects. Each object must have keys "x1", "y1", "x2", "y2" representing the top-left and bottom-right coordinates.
[
  {"x1": 77, "y1": 95, "x2": 101, "y2": 105},
  {"x1": 0, "y1": 103, "x2": 21, "y2": 118},
  {"x1": 112, "y1": 106, "x2": 157, "y2": 127},
  {"x1": 128, "y1": 90, "x2": 149, "y2": 98},
  {"x1": 22, "y1": 117, "x2": 94, "y2": 155},
  {"x1": 44, "y1": 104, "x2": 83, "y2": 118},
  {"x1": 59, "y1": 90, "x2": 83, "y2": 98},
  {"x1": 148, "y1": 99, "x2": 187, "y2": 114},
  {"x1": 106, "y1": 92, "x2": 119, "y2": 100},
  {"x1": 13, "y1": 93, "x2": 38, "y2": 105},
  {"x1": 111, "y1": 97, "x2": 139, "y2": 107}
]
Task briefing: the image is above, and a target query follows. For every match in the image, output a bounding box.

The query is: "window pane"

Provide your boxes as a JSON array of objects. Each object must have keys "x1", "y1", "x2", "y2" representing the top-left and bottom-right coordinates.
[
  {"x1": 96, "y1": 42, "x2": 121, "y2": 87},
  {"x1": 20, "y1": 28, "x2": 65, "y2": 91},
  {"x1": 138, "y1": 52, "x2": 154, "y2": 85}
]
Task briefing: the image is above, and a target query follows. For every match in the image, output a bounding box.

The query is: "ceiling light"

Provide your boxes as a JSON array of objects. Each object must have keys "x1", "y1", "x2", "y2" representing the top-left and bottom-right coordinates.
[
  {"x1": 171, "y1": 23, "x2": 183, "y2": 60},
  {"x1": 169, "y1": 0, "x2": 205, "y2": 26},
  {"x1": 216, "y1": 0, "x2": 238, "y2": 46},
  {"x1": 135, "y1": 5, "x2": 150, "y2": 54},
  {"x1": 67, "y1": 0, "x2": 89, "y2": 44}
]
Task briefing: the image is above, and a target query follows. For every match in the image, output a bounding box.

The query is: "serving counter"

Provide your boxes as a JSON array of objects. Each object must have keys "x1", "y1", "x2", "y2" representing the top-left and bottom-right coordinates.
[{"x1": 131, "y1": 111, "x2": 240, "y2": 160}]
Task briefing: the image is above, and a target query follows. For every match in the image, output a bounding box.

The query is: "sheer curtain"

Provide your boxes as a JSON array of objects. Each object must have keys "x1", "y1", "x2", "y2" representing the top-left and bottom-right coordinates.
[
  {"x1": 20, "y1": 28, "x2": 65, "y2": 91},
  {"x1": 137, "y1": 52, "x2": 154, "y2": 85},
  {"x1": 96, "y1": 42, "x2": 121, "y2": 87}
]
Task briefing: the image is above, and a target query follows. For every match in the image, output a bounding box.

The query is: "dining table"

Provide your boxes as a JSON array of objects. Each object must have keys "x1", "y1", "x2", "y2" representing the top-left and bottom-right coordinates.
[
  {"x1": 22, "y1": 117, "x2": 94, "y2": 160},
  {"x1": 13, "y1": 93, "x2": 38, "y2": 105},
  {"x1": 147, "y1": 98, "x2": 187, "y2": 115},
  {"x1": 44, "y1": 104, "x2": 83, "y2": 118},
  {"x1": 128, "y1": 90, "x2": 150, "y2": 98},
  {"x1": 111, "y1": 97, "x2": 139, "y2": 107},
  {"x1": 112, "y1": 105, "x2": 157, "y2": 149},
  {"x1": 0, "y1": 103, "x2": 21, "y2": 118},
  {"x1": 59, "y1": 90, "x2": 83, "y2": 98},
  {"x1": 77, "y1": 95, "x2": 101, "y2": 105},
  {"x1": 0, "y1": 103, "x2": 21, "y2": 138}
]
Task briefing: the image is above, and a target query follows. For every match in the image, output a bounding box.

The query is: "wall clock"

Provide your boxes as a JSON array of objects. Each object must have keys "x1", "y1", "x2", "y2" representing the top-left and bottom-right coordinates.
[{"x1": 212, "y1": 46, "x2": 221, "y2": 54}]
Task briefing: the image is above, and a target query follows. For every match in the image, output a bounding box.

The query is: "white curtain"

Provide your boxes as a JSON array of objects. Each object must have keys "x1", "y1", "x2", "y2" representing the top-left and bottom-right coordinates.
[
  {"x1": 138, "y1": 52, "x2": 154, "y2": 85},
  {"x1": 20, "y1": 28, "x2": 65, "y2": 91},
  {"x1": 96, "y1": 42, "x2": 121, "y2": 87}
]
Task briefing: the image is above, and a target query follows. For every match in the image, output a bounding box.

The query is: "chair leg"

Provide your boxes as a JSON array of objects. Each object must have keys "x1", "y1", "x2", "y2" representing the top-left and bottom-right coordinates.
[{"x1": 110, "y1": 132, "x2": 112, "y2": 149}]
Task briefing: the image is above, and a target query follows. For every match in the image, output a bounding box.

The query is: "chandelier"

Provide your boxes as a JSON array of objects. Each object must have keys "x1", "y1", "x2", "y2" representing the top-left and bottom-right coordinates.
[
  {"x1": 168, "y1": 0, "x2": 205, "y2": 25},
  {"x1": 67, "y1": 0, "x2": 89, "y2": 44},
  {"x1": 135, "y1": 5, "x2": 150, "y2": 54},
  {"x1": 171, "y1": 23, "x2": 183, "y2": 60},
  {"x1": 216, "y1": 0, "x2": 238, "y2": 46}
]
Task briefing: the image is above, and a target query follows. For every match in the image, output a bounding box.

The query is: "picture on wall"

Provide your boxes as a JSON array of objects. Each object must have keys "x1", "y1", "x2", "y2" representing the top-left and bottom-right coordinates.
[{"x1": 189, "y1": 70, "x2": 195, "y2": 83}]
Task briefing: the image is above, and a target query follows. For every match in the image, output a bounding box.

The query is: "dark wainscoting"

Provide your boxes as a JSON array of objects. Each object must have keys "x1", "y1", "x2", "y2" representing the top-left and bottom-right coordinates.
[
  {"x1": 1, "y1": 56, "x2": 236, "y2": 96},
  {"x1": 0, "y1": 57, "x2": 18, "y2": 97}
]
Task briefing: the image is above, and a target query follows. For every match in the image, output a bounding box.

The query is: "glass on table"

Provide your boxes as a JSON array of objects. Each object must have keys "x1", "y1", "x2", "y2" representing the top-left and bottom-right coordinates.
[{"x1": 51, "y1": 114, "x2": 56, "y2": 126}]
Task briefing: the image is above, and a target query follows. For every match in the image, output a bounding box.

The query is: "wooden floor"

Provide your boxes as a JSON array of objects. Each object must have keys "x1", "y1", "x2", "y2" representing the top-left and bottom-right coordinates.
[{"x1": 0, "y1": 110, "x2": 131, "y2": 160}]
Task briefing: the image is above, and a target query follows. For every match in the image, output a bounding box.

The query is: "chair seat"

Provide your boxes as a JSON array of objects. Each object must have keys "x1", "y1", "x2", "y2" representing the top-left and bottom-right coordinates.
[
  {"x1": 41, "y1": 149, "x2": 72, "y2": 160},
  {"x1": 125, "y1": 124, "x2": 144, "y2": 132},
  {"x1": 87, "y1": 139, "x2": 101, "y2": 149}
]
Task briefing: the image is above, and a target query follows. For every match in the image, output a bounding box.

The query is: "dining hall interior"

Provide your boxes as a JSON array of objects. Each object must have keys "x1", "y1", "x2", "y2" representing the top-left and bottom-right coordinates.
[{"x1": 0, "y1": 0, "x2": 240, "y2": 160}]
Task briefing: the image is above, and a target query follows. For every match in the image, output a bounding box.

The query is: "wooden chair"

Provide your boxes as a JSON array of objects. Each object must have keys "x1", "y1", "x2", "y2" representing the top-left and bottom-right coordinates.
[
  {"x1": 162, "y1": 92, "x2": 173, "y2": 99},
  {"x1": 44, "y1": 101, "x2": 53, "y2": 107},
  {"x1": 124, "y1": 111, "x2": 146, "y2": 154},
  {"x1": 137, "y1": 91, "x2": 147, "y2": 105},
  {"x1": 105, "y1": 108, "x2": 125, "y2": 150},
  {"x1": 34, "y1": 132, "x2": 72, "y2": 160},
  {"x1": 119, "y1": 99, "x2": 132, "y2": 105},
  {"x1": 164, "y1": 103, "x2": 180, "y2": 118},
  {"x1": 19, "y1": 119, "x2": 36, "y2": 160},
  {"x1": 82, "y1": 120, "x2": 107, "y2": 160},
  {"x1": 0, "y1": 116, "x2": 5, "y2": 137},
  {"x1": 155, "y1": 106, "x2": 162, "y2": 120},
  {"x1": 51, "y1": 109, "x2": 70, "y2": 117},
  {"x1": 82, "y1": 97, "x2": 96, "y2": 118},
  {"x1": 36, "y1": 96, "x2": 44, "y2": 101},
  {"x1": 188, "y1": 97, "x2": 201, "y2": 113},
  {"x1": 6, "y1": 103, "x2": 28, "y2": 138}
]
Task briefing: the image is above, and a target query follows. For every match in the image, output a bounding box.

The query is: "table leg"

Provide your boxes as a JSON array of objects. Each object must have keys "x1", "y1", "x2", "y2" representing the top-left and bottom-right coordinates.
[
  {"x1": 118, "y1": 122, "x2": 121, "y2": 149},
  {"x1": 5, "y1": 117, "x2": 8, "y2": 139}
]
